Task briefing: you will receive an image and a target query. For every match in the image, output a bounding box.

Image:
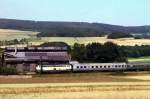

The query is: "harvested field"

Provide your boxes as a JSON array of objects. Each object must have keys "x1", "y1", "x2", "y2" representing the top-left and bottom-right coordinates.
[
  {"x1": 1, "y1": 82, "x2": 150, "y2": 99},
  {"x1": 0, "y1": 72, "x2": 144, "y2": 84},
  {"x1": 1, "y1": 72, "x2": 150, "y2": 99},
  {"x1": 1, "y1": 91, "x2": 150, "y2": 99}
]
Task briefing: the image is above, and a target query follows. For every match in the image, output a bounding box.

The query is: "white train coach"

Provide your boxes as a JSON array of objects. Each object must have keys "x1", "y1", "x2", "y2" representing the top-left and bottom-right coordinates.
[{"x1": 71, "y1": 62, "x2": 127, "y2": 72}]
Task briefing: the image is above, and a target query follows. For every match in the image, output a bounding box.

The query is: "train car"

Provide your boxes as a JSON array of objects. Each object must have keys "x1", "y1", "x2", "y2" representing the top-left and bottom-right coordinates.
[
  {"x1": 36, "y1": 64, "x2": 72, "y2": 73},
  {"x1": 71, "y1": 63, "x2": 128, "y2": 72}
]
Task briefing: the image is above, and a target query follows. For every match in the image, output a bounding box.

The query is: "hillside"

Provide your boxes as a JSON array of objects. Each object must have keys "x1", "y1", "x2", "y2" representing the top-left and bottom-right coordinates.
[
  {"x1": 0, "y1": 29, "x2": 38, "y2": 40},
  {"x1": 0, "y1": 18, "x2": 150, "y2": 37}
]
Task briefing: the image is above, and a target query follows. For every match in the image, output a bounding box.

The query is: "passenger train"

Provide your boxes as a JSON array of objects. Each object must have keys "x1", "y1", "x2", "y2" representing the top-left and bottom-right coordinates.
[{"x1": 36, "y1": 61, "x2": 131, "y2": 72}]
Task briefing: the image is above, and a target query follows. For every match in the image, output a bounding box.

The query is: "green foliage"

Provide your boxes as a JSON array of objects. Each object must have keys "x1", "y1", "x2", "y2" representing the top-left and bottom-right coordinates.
[
  {"x1": 71, "y1": 42, "x2": 127, "y2": 63},
  {"x1": 0, "y1": 38, "x2": 28, "y2": 46},
  {"x1": 122, "y1": 45, "x2": 150, "y2": 58},
  {"x1": 107, "y1": 32, "x2": 133, "y2": 39},
  {"x1": 0, "y1": 67, "x2": 18, "y2": 75}
]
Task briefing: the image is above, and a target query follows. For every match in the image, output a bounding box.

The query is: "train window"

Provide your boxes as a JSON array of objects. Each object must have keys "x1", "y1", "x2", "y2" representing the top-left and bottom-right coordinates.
[
  {"x1": 92, "y1": 66, "x2": 94, "y2": 68},
  {"x1": 104, "y1": 66, "x2": 106, "y2": 68},
  {"x1": 96, "y1": 66, "x2": 98, "y2": 68},
  {"x1": 80, "y1": 66, "x2": 83, "y2": 68},
  {"x1": 115, "y1": 65, "x2": 118, "y2": 68},
  {"x1": 77, "y1": 66, "x2": 79, "y2": 68},
  {"x1": 108, "y1": 66, "x2": 110, "y2": 68},
  {"x1": 84, "y1": 66, "x2": 86, "y2": 68},
  {"x1": 122, "y1": 65, "x2": 124, "y2": 67},
  {"x1": 100, "y1": 66, "x2": 102, "y2": 68}
]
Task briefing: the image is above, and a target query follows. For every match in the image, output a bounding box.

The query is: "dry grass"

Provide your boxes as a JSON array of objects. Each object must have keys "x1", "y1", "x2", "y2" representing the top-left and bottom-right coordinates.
[
  {"x1": 1, "y1": 91, "x2": 150, "y2": 99},
  {"x1": 1, "y1": 72, "x2": 150, "y2": 99},
  {"x1": 1, "y1": 83, "x2": 150, "y2": 99},
  {"x1": 0, "y1": 29, "x2": 38, "y2": 40},
  {"x1": 0, "y1": 72, "x2": 143, "y2": 84}
]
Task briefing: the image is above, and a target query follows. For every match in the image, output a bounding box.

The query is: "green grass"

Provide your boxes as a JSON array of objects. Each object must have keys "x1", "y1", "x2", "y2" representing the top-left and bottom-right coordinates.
[{"x1": 128, "y1": 56, "x2": 150, "y2": 63}]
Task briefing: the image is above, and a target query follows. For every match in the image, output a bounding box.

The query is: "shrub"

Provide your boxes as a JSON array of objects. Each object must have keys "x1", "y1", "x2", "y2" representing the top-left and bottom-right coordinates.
[{"x1": 0, "y1": 66, "x2": 18, "y2": 75}]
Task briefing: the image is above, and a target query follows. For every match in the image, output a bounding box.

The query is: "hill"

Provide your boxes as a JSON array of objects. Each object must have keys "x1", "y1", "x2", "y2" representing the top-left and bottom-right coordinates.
[{"x1": 0, "y1": 18, "x2": 150, "y2": 37}]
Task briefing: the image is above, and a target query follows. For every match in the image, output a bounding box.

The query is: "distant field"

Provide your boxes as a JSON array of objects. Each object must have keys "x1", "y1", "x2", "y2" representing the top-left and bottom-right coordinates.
[
  {"x1": 0, "y1": 29, "x2": 39, "y2": 40},
  {"x1": 1, "y1": 72, "x2": 150, "y2": 99},
  {"x1": 128, "y1": 56, "x2": 150, "y2": 63},
  {"x1": 0, "y1": 29, "x2": 150, "y2": 46},
  {"x1": 29, "y1": 37, "x2": 150, "y2": 46}
]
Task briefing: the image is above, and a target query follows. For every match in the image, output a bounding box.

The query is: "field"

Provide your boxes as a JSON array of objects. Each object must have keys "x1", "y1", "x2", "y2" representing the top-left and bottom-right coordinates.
[
  {"x1": 30, "y1": 37, "x2": 150, "y2": 46},
  {"x1": 0, "y1": 29, "x2": 150, "y2": 46},
  {"x1": 0, "y1": 29, "x2": 39, "y2": 40},
  {"x1": 1, "y1": 72, "x2": 150, "y2": 99},
  {"x1": 128, "y1": 56, "x2": 150, "y2": 63}
]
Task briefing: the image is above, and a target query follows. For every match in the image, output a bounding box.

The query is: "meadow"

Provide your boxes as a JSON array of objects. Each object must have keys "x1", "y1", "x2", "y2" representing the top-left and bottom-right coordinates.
[
  {"x1": 1, "y1": 72, "x2": 150, "y2": 99},
  {"x1": 128, "y1": 56, "x2": 150, "y2": 63}
]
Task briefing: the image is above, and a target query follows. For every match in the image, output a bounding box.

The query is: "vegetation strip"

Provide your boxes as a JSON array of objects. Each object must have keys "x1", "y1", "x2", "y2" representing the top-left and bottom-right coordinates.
[{"x1": 1, "y1": 85, "x2": 150, "y2": 94}]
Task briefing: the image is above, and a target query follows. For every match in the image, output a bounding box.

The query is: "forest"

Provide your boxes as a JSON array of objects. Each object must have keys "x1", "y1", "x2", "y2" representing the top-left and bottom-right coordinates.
[{"x1": 0, "y1": 19, "x2": 150, "y2": 37}]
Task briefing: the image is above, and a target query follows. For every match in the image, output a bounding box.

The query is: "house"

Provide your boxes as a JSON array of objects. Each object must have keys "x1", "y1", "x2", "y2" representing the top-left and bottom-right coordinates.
[{"x1": 3, "y1": 47, "x2": 71, "y2": 73}]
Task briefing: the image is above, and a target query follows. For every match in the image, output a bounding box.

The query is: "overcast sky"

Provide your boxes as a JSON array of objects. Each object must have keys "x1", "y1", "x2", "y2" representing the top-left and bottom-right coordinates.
[{"x1": 0, "y1": 0, "x2": 150, "y2": 26}]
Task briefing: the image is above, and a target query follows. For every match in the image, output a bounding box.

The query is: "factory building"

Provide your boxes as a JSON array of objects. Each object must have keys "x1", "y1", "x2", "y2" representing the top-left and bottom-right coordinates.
[{"x1": 3, "y1": 47, "x2": 71, "y2": 73}]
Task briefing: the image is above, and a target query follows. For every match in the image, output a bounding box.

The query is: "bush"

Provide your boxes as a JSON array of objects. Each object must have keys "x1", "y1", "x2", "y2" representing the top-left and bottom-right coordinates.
[
  {"x1": 0, "y1": 67, "x2": 18, "y2": 75},
  {"x1": 107, "y1": 32, "x2": 133, "y2": 39}
]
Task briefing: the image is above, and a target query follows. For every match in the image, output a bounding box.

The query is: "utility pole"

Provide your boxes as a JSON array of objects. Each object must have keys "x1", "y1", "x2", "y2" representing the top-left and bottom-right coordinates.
[{"x1": 40, "y1": 56, "x2": 43, "y2": 74}]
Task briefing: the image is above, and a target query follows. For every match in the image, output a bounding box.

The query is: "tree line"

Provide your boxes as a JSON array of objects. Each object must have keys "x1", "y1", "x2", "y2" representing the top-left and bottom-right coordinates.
[{"x1": 71, "y1": 42, "x2": 127, "y2": 63}]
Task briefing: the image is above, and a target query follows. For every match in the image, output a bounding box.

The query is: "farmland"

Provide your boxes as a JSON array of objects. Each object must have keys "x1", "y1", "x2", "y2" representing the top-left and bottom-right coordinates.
[
  {"x1": 0, "y1": 29, "x2": 150, "y2": 46},
  {"x1": 1, "y1": 72, "x2": 150, "y2": 99},
  {"x1": 0, "y1": 29, "x2": 39, "y2": 40},
  {"x1": 32, "y1": 37, "x2": 150, "y2": 46},
  {"x1": 128, "y1": 56, "x2": 150, "y2": 63}
]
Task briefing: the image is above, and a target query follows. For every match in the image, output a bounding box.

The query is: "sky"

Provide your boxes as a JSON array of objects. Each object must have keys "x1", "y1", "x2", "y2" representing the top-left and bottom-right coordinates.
[{"x1": 0, "y1": 0, "x2": 150, "y2": 26}]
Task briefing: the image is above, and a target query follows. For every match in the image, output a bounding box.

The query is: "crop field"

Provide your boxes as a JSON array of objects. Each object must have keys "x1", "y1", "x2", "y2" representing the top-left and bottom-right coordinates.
[
  {"x1": 1, "y1": 72, "x2": 150, "y2": 99},
  {"x1": 0, "y1": 29, "x2": 39, "y2": 40},
  {"x1": 128, "y1": 56, "x2": 150, "y2": 63},
  {"x1": 0, "y1": 29, "x2": 150, "y2": 46},
  {"x1": 30, "y1": 37, "x2": 150, "y2": 46}
]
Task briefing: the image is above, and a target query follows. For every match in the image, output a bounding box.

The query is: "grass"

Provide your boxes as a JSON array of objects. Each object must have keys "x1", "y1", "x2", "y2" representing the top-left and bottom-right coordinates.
[
  {"x1": 1, "y1": 91, "x2": 150, "y2": 99},
  {"x1": 0, "y1": 72, "x2": 144, "y2": 84},
  {"x1": 1, "y1": 72, "x2": 150, "y2": 99},
  {"x1": 128, "y1": 56, "x2": 150, "y2": 63}
]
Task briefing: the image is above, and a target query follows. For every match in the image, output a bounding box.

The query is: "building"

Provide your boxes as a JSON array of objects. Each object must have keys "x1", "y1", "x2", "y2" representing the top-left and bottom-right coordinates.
[{"x1": 3, "y1": 47, "x2": 71, "y2": 73}]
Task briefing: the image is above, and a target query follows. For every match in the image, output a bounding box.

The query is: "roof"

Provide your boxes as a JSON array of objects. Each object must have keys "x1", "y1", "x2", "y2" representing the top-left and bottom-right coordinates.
[
  {"x1": 5, "y1": 52, "x2": 70, "y2": 62},
  {"x1": 5, "y1": 47, "x2": 68, "y2": 52}
]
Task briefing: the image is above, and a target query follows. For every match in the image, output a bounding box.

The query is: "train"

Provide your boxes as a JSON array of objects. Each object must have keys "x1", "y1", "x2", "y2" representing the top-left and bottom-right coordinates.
[{"x1": 36, "y1": 61, "x2": 132, "y2": 73}]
